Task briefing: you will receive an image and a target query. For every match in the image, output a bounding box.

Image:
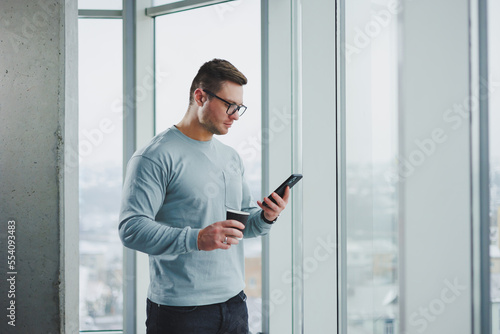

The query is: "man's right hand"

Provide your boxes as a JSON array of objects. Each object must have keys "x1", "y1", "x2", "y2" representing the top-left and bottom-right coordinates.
[{"x1": 197, "y1": 220, "x2": 245, "y2": 251}]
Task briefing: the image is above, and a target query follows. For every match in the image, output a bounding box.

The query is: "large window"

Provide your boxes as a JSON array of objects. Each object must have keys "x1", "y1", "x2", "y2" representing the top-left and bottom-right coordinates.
[
  {"x1": 75, "y1": 1, "x2": 496, "y2": 333},
  {"x1": 342, "y1": 0, "x2": 399, "y2": 332},
  {"x1": 154, "y1": 0, "x2": 263, "y2": 332},
  {"x1": 78, "y1": 18, "x2": 123, "y2": 331}
]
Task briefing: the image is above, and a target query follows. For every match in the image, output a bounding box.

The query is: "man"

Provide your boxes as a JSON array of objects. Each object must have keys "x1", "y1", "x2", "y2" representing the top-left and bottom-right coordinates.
[{"x1": 119, "y1": 59, "x2": 290, "y2": 334}]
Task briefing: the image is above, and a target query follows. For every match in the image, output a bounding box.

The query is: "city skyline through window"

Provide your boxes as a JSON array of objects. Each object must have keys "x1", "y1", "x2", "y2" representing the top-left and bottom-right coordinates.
[
  {"x1": 343, "y1": 1, "x2": 399, "y2": 333},
  {"x1": 78, "y1": 18, "x2": 124, "y2": 331}
]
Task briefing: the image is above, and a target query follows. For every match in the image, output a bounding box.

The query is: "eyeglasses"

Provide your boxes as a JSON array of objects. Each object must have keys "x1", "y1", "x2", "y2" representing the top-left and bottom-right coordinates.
[{"x1": 203, "y1": 89, "x2": 247, "y2": 117}]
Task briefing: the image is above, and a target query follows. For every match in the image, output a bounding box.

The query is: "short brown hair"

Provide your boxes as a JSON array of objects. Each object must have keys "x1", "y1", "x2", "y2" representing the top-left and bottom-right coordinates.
[{"x1": 189, "y1": 59, "x2": 247, "y2": 105}]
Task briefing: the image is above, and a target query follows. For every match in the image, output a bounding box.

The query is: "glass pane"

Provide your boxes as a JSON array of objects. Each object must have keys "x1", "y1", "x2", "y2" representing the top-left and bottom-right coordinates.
[
  {"x1": 155, "y1": 0, "x2": 262, "y2": 332},
  {"x1": 78, "y1": 0, "x2": 122, "y2": 10},
  {"x1": 78, "y1": 19, "x2": 123, "y2": 331},
  {"x1": 344, "y1": 0, "x2": 399, "y2": 333},
  {"x1": 489, "y1": 0, "x2": 500, "y2": 331}
]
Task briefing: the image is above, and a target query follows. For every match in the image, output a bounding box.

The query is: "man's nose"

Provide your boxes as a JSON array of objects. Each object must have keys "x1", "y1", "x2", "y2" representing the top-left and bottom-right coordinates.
[{"x1": 230, "y1": 111, "x2": 240, "y2": 121}]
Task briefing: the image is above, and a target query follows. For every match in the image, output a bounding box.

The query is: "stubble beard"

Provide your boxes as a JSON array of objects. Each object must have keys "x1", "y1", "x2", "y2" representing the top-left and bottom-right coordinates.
[
  {"x1": 200, "y1": 112, "x2": 227, "y2": 136},
  {"x1": 201, "y1": 122, "x2": 223, "y2": 135}
]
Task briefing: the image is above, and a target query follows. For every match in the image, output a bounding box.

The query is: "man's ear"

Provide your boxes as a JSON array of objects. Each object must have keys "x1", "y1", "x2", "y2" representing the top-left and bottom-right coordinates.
[{"x1": 194, "y1": 88, "x2": 205, "y2": 106}]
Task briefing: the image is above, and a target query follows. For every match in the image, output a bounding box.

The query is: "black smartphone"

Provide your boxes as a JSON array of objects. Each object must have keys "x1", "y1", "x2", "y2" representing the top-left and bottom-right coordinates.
[{"x1": 266, "y1": 174, "x2": 303, "y2": 205}]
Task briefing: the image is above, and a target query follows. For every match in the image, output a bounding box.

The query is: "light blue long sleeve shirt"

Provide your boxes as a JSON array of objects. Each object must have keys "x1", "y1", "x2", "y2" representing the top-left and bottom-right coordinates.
[{"x1": 119, "y1": 126, "x2": 272, "y2": 306}]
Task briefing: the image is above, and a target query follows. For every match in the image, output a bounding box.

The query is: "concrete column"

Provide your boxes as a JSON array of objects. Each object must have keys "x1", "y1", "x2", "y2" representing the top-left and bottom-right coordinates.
[{"x1": 0, "y1": 0, "x2": 79, "y2": 333}]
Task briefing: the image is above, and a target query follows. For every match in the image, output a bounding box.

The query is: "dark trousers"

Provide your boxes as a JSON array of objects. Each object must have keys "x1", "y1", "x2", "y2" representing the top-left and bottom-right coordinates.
[{"x1": 146, "y1": 291, "x2": 249, "y2": 334}]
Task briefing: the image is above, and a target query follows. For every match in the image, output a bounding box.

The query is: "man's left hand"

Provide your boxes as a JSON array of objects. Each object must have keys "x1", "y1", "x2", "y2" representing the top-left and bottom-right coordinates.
[{"x1": 257, "y1": 186, "x2": 290, "y2": 221}]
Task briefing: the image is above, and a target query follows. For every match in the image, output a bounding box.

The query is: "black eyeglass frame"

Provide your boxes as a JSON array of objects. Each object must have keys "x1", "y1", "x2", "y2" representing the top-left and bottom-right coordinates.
[{"x1": 203, "y1": 89, "x2": 247, "y2": 117}]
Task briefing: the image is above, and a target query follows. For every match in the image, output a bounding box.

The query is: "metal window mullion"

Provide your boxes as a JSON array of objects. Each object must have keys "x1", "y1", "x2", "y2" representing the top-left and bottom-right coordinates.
[
  {"x1": 145, "y1": 0, "x2": 236, "y2": 17},
  {"x1": 335, "y1": 0, "x2": 347, "y2": 333},
  {"x1": 477, "y1": 0, "x2": 491, "y2": 330},
  {"x1": 396, "y1": 0, "x2": 405, "y2": 332},
  {"x1": 291, "y1": 0, "x2": 304, "y2": 333},
  {"x1": 261, "y1": 0, "x2": 271, "y2": 332},
  {"x1": 469, "y1": 0, "x2": 491, "y2": 333},
  {"x1": 122, "y1": 0, "x2": 137, "y2": 333},
  {"x1": 78, "y1": 9, "x2": 123, "y2": 18}
]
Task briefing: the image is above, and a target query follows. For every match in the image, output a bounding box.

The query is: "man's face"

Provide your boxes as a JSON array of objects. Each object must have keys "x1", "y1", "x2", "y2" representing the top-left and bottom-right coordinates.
[{"x1": 199, "y1": 81, "x2": 243, "y2": 136}]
